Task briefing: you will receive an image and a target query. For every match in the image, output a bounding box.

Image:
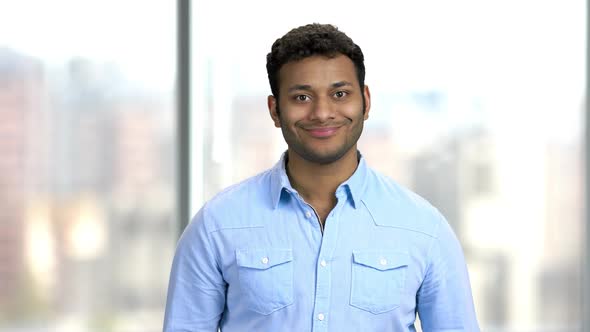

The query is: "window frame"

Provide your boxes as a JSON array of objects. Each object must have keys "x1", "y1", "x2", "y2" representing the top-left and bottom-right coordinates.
[
  {"x1": 584, "y1": 0, "x2": 590, "y2": 328},
  {"x1": 177, "y1": 0, "x2": 191, "y2": 234}
]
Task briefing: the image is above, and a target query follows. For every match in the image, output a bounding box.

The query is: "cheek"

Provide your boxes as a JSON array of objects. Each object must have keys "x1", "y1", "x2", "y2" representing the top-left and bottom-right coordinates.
[
  {"x1": 279, "y1": 115, "x2": 299, "y2": 132},
  {"x1": 342, "y1": 104, "x2": 364, "y2": 120},
  {"x1": 278, "y1": 108, "x2": 303, "y2": 126}
]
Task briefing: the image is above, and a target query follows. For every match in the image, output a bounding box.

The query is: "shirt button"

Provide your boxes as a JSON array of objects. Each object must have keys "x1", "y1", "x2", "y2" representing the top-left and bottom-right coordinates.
[
  {"x1": 305, "y1": 211, "x2": 312, "y2": 218},
  {"x1": 317, "y1": 313, "x2": 325, "y2": 321},
  {"x1": 379, "y1": 258, "x2": 387, "y2": 266},
  {"x1": 320, "y1": 260, "x2": 327, "y2": 267},
  {"x1": 261, "y1": 257, "x2": 269, "y2": 264}
]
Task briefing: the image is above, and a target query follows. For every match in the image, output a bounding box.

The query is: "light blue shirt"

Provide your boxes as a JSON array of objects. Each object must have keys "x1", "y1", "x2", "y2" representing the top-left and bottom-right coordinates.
[{"x1": 164, "y1": 153, "x2": 480, "y2": 331}]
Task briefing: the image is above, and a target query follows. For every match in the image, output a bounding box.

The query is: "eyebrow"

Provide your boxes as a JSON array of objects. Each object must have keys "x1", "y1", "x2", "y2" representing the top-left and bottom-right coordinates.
[
  {"x1": 287, "y1": 81, "x2": 354, "y2": 93},
  {"x1": 331, "y1": 81, "x2": 353, "y2": 89}
]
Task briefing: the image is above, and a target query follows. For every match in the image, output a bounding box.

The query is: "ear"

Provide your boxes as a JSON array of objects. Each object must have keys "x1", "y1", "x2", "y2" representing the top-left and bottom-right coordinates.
[
  {"x1": 268, "y1": 95, "x2": 281, "y2": 127},
  {"x1": 363, "y1": 85, "x2": 371, "y2": 120}
]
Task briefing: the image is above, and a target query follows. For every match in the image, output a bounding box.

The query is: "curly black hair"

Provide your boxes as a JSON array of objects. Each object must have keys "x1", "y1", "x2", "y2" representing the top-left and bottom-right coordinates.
[{"x1": 266, "y1": 23, "x2": 365, "y2": 99}]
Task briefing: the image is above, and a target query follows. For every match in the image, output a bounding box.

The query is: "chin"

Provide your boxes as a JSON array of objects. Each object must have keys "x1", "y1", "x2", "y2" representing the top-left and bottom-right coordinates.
[
  {"x1": 305, "y1": 155, "x2": 342, "y2": 165},
  {"x1": 298, "y1": 147, "x2": 353, "y2": 165}
]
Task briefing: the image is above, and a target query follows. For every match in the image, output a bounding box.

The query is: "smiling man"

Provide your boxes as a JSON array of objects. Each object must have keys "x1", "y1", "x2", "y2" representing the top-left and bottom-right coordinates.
[{"x1": 163, "y1": 23, "x2": 480, "y2": 332}]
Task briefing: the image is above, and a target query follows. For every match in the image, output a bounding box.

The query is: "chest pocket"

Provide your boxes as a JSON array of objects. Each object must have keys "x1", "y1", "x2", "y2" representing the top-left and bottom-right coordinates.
[
  {"x1": 350, "y1": 250, "x2": 410, "y2": 314},
  {"x1": 235, "y1": 248, "x2": 294, "y2": 315}
]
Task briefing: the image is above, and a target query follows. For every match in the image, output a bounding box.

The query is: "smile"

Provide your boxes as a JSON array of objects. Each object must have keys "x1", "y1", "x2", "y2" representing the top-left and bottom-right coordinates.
[{"x1": 305, "y1": 126, "x2": 341, "y2": 138}]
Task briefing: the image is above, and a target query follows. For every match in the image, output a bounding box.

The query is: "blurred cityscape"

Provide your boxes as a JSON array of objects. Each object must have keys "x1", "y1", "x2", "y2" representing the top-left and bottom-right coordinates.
[
  {"x1": 0, "y1": 48, "x2": 176, "y2": 331},
  {"x1": 0, "y1": 0, "x2": 584, "y2": 330},
  {"x1": 0, "y1": 36, "x2": 585, "y2": 332}
]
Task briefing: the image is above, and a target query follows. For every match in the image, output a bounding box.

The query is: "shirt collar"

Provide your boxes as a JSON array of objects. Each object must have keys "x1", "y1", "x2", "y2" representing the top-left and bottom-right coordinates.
[
  {"x1": 269, "y1": 152, "x2": 293, "y2": 209},
  {"x1": 270, "y1": 151, "x2": 368, "y2": 210},
  {"x1": 340, "y1": 151, "x2": 368, "y2": 209}
]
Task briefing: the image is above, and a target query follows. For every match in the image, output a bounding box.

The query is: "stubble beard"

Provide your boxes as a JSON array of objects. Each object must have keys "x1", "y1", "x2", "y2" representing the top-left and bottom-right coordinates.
[{"x1": 279, "y1": 107, "x2": 365, "y2": 166}]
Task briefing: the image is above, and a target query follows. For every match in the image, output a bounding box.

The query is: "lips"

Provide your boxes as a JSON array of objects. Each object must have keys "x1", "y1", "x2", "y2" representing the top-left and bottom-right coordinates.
[{"x1": 305, "y1": 126, "x2": 340, "y2": 138}]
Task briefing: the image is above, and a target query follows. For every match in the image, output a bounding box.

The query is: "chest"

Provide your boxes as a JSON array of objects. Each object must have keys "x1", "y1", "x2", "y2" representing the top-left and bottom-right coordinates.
[
  {"x1": 211, "y1": 205, "x2": 430, "y2": 285},
  {"x1": 209, "y1": 207, "x2": 432, "y2": 319}
]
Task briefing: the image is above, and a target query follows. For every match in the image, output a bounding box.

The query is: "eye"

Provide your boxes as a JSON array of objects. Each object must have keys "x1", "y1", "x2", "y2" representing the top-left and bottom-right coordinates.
[
  {"x1": 334, "y1": 91, "x2": 348, "y2": 99},
  {"x1": 295, "y1": 95, "x2": 310, "y2": 102}
]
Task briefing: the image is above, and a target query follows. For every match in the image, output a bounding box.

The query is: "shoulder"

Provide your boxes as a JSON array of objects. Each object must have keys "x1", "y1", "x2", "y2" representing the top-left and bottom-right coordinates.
[
  {"x1": 208, "y1": 168, "x2": 273, "y2": 209},
  {"x1": 194, "y1": 168, "x2": 275, "y2": 233},
  {"x1": 361, "y1": 167, "x2": 446, "y2": 238}
]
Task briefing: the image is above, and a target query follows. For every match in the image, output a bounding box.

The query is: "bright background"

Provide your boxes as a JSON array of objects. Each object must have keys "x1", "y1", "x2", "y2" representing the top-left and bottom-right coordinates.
[
  {"x1": 0, "y1": 1, "x2": 586, "y2": 331},
  {"x1": 0, "y1": 1, "x2": 176, "y2": 331}
]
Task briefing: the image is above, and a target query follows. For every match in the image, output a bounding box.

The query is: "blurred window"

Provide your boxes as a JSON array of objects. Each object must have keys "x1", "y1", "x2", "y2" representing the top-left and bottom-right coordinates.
[
  {"x1": 191, "y1": 1, "x2": 585, "y2": 331},
  {"x1": 0, "y1": 2, "x2": 177, "y2": 331}
]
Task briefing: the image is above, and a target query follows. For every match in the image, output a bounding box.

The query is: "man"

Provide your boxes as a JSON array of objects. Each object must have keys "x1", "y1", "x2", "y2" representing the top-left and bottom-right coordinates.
[{"x1": 164, "y1": 23, "x2": 480, "y2": 331}]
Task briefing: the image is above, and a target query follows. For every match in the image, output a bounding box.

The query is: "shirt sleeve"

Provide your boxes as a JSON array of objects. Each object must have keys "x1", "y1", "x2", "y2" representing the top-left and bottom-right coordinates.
[
  {"x1": 416, "y1": 214, "x2": 480, "y2": 332},
  {"x1": 163, "y1": 207, "x2": 226, "y2": 332}
]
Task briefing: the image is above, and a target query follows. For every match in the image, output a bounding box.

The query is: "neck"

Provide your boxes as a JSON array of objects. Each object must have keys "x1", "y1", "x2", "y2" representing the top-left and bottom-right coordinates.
[{"x1": 286, "y1": 147, "x2": 359, "y2": 204}]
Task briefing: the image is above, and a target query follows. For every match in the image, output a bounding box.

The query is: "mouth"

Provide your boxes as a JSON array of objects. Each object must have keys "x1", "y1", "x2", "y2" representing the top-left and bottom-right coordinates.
[{"x1": 304, "y1": 126, "x2": 341, "y2": 138}]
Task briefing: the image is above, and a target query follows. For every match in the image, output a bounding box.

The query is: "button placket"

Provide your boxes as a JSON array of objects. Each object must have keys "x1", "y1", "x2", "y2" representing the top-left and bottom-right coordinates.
[{"x1": 311, "y1": 201, "x2": 346, "y2": 332}]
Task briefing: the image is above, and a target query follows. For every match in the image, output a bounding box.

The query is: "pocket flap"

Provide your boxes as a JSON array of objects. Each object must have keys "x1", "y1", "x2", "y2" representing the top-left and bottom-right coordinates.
[
  {"x1": 236, "y1": 248, "x2": 293, "y2": 270},
  {"x1": 352, "y1": 251, "x2": 410, "y2": 271}
]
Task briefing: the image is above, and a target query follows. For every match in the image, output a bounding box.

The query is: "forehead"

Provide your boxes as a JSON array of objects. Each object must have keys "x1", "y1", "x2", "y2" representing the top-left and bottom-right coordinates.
[{"x1": 278, "y1": 55, "x2": 358, "y2": 90}]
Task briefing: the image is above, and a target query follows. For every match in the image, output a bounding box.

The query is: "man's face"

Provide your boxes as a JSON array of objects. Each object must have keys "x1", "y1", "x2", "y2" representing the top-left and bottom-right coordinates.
[{"x1": 268, "y1": 54, "x2": 371, "y2": 165}]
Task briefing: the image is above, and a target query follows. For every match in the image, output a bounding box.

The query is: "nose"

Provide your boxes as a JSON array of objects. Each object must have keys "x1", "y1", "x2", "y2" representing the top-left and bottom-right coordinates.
[{"x1": 310, "y1": 96, "x2": 335, "y2": 122}]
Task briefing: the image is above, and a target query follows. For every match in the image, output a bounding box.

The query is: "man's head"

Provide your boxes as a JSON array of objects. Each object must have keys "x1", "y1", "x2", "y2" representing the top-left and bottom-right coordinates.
[
  {"x1": 266, "y1": 24, "x2": 371, "y2": 165},
  {"x1": 266, "y1": 23, "x2": 365, "y2": 103}
]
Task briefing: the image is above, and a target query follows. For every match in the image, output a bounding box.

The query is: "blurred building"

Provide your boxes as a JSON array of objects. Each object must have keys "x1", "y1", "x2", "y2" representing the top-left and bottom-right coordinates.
[
  {"x1": 0, "y1": 48, "x2": 47, "y2": 319},
  {"x1": 539, "y1": 141, "x2": 583, "y2": 324},
  {"x1": 49, "y1": 58, "x2": 176, "y2": 322},
  {"x1": 0, "y1": 50, "x2": 175, "y2": 329}
]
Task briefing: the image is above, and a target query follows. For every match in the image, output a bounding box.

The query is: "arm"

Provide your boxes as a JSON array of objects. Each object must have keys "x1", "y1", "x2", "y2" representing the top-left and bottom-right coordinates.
[
  {"x1": 163, "y1": 208, "x2": 226, "y2": 332},
  {"x1": 416, "y1": 214, "x2": 480, "y2": 332}
]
